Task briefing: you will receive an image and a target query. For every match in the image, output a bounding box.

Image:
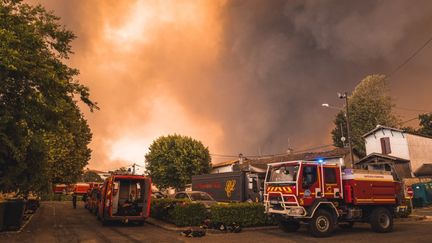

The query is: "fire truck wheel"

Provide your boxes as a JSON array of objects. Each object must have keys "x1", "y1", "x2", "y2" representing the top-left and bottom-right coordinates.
[
  {"x1": 370, "y1": 207, "x2": 393, "y2": 233},
  {"x1": 279, "y1": 220, "x2": 300, "y2": 232},
  {"x1": 309, "y1": 209, "x2": 335, "y2": 237}
]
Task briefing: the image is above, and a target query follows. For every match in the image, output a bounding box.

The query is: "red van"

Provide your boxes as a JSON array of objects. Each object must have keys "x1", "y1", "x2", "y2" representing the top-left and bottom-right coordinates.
[{"x1": 97, "y1": 174, "x2": 152, "y2": 225}]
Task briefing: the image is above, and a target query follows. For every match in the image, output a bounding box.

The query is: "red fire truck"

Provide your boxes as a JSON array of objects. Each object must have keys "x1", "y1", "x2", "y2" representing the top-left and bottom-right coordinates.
[
  {"x1": 73, "y1": 183, "x2": 90, "y2": 195},
  {"x1": 97, "y1": 174, "x2": 152, "y2": 225},
  {"x1": 264, "y1": 161, "x2": 406, "y2": 237}
]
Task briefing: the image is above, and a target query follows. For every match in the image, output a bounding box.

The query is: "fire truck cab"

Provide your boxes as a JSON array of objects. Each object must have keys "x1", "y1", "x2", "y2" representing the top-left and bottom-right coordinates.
[{"x1": 265, "y1": 160, "x2": 405, "y2": 237}]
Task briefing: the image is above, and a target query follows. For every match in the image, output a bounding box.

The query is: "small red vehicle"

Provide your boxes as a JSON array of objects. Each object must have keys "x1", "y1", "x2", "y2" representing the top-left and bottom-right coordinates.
[
  {"x1": 53, "y1": 184, "x2": 67, "y2": 194},
  {"x1": 264, "y1": 160, "x2": 407, "y2": 237},
  {"x1": 73, "y1": 183, "x2": 90, "y2": 195},
  {"x1": 97, "y1": 174, "x2": 152, "y2": 225}
]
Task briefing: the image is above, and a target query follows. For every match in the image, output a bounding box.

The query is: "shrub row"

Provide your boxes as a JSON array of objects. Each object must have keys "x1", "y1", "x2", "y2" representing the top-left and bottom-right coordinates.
[
  {"x1": 150, "y1": 198, "x2": 208, "y2": 227},
  {"x1": 211, "y1": 203, "x2": 273, "y2": 227},
  {"x1": 150, "y1": 199, "x2": 274, "y2": 227}
]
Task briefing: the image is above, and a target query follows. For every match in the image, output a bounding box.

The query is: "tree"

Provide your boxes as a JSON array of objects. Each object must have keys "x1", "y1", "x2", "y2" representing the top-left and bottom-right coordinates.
[
  {"x1": 82, "y1": 170, "x2": 103, "y2": 183},
  {"x1": 0, "y1": 0, "x2": 97, "y2": 194},
  {"x1": 112, "y1": 167, "x2": 128, "y2": 174},
  {"x1": 417, "y1": 113, "x2": 432, "y2": 136},
  {"x1": 331, "y1": 74, "x2": 398, "y2": 156},
  {"x1": 145, "y1": 134, "x2": 211, "y2": 190}
]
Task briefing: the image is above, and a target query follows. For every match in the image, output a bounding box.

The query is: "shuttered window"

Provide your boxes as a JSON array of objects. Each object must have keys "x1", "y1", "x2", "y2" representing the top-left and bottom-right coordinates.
[{"x1": 380, "y1": 137, "x2": 391, "y2": 154}]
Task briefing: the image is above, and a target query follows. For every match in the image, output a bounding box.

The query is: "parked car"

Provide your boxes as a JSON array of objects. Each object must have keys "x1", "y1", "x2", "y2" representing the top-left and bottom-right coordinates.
[
  {"x1": 151, "y1": 191, "x2": 166, "y2": 199},
  {"x1": 174, "y1": 191, "x2": 217, "y2": 208}
]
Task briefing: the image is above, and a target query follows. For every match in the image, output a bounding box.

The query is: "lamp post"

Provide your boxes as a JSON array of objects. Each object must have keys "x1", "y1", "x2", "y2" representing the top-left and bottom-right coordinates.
[{"x1": 338, "y1": 92, "x2": 354, "y2": 168}]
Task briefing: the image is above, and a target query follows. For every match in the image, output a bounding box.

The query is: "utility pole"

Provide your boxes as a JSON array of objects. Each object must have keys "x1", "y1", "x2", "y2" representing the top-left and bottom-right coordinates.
[{"x1": 338, "y1": 92, "x2": 355, "y2": 167}]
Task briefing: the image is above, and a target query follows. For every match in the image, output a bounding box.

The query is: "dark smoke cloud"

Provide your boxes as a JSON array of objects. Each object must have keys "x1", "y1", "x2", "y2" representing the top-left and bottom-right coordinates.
[{"x1": 29, "y1": 0, "x2": 432, "y2": 169}]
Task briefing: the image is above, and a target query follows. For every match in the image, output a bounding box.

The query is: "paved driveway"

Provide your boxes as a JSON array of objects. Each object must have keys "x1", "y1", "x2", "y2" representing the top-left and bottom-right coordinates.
[{"x1": 1, "y1": 201, "x2": 432, "y2": 243}]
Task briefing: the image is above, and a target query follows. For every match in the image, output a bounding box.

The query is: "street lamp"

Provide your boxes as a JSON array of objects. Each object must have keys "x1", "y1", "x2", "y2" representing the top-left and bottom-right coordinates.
[
  {"x1": 321, "y1": 103, "x2": 343, "y2": 110},
  {"x1": 337, "y1": 92, "x2": 354, "y2": 168},
  {"x1": 321, "y1": 103, "x2": 347, "y2": 147}
]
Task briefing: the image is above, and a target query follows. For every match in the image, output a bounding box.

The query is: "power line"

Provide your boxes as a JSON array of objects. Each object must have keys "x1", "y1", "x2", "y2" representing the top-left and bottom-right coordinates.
[
  {"x1": 211, "y1": 143, "x2": 335, "y2": 160},
  {"x1": 398, "y1": 111, "x2": 432, "y2": 125},
  {"x1": 393, "y1": 106, "x2": 431, "y2": 112},
  {"x1": 386, "y1": 34, "x2": 432, "y2": 79}
]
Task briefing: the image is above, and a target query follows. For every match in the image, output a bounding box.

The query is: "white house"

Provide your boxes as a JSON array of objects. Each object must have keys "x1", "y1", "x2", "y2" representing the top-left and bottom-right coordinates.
[{"x1": 363, "y1": 125, "x2": 432, "y2": 176}]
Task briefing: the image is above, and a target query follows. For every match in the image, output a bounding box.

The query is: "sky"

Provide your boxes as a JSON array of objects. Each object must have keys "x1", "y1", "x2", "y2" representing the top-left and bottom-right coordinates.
[{"x1": 29, "y1": 0, "x2": 432, "y2": 171}]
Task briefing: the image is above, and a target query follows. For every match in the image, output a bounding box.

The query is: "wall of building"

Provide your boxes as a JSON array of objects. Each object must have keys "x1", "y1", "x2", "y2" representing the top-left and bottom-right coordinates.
[
  {"x1": 364, "y1": 128, "x2": 410, "y2": 160},
  {"x1": 324, "y1": 157, "x2": 344, "y2": 166},
  {"x1": 406, "y1": 134, "x2": 432, "y2": 172},
  {"x1": 211, "y1": 165, "x2": 233, "y2": 174}
]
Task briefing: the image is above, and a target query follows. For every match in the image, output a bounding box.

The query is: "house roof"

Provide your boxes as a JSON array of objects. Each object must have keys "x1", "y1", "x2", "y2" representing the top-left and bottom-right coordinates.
[
  {"x1": 363, "y1": 125, "x2": 432, "y2": 140},
  {"x1": 363, "y1": 125, "x2": 404, "y2": 138},
  {"x1": 355, "y1": 153, "x2": 410, "y2": 165},
  {"x1": 414, "y1": 163, "x2": 432, "y2": 177},
  {"x1": 86, "y1": 169, "x2": 108, "y2": 174},
  {"x1": 212, "y1": 159, "x2": 240, "y2": 168},
  {"x1": 212, "y1": 148, "x2": 351, "y2": 170},
  {"x1": 248, "y1": 147, "x2": 350, "y2": 165}
]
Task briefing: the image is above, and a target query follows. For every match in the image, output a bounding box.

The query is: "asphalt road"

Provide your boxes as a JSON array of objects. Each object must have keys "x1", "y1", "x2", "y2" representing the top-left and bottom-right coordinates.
[
  {"x1": 1, "y1": 201, "x2": 432, "y2": 243},
  {"x1": 0, "y1": 201, "x2": 184, "y2": 243}
]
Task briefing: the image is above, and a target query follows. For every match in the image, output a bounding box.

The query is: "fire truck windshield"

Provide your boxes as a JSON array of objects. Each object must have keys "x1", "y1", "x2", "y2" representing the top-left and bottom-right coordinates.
[{"x1": 268, "y1": 165, "x2": 299, "y2": 183}]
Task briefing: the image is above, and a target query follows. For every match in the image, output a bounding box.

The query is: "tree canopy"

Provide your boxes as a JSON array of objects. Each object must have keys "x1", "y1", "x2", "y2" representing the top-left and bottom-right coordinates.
[
  {"x1": 82, "y1": 170, "x2": 103, "y2": 183},
  {"x1": 0, "y1": 0, "x2": 97, "y2": 194},
  {"x1": 403, "y1": 113, "x2": 432, "y2": 137},
  {"x1": 145, "y1": 134, "x2": 211, "y2": 190},
  {"x1": 331, "y1": 74, "x2": 398, "y2": 156},
  {"x1": 417, "y1": 113, "x2": 432, "y2": 136}
]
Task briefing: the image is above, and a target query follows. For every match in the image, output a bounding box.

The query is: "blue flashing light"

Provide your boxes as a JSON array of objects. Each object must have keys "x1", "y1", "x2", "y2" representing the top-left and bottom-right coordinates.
[{"x1": 317, "y1": 158, "x2": 324, "y2": 164}]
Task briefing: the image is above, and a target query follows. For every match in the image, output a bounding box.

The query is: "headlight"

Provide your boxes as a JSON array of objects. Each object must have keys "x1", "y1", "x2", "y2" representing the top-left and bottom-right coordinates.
[{"x1": 290, "y1": 208, "x2": 304, "y2": 215}]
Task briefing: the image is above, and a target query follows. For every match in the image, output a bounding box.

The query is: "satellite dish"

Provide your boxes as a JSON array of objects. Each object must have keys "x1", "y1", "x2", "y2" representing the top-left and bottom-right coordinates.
[{"x1": 341, "y1": 136, "x2": 346, "y2": 142}]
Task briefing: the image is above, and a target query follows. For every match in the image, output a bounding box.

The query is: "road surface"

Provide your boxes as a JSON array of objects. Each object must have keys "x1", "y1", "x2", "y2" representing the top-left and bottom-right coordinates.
[{"x1": 1, "y1": 201, "x2": 432, "y2": 243}]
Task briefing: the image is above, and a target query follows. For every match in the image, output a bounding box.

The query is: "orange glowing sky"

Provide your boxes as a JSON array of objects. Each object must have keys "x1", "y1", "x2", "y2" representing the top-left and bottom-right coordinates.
[{"x1": 29, "y1": 0, "x2": 432, "y2": 171}]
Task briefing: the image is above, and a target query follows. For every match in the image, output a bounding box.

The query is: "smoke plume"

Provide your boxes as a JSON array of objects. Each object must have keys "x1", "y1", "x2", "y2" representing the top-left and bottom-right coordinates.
[{"x1": 29, "y1": 0, "x2": 432, "y2": 169}]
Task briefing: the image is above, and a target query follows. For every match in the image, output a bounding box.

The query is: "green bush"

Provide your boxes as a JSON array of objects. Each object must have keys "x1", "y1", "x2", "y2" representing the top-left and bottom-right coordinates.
[
  {"x1": 150, "y1": 198, "x2": 208, "y2": 226},
  {"x1": 171, "y1": 202, "x2": 208, "y2": 226},
  {"x1": 211, "y1": 203, "x2": 272, "y2": 227},
  {"x1": 150, "y1": 198, "x2": 183, "y2": 221},
  {"x1": 151, "y1": 200, "x2": 276, "y2": 227}
]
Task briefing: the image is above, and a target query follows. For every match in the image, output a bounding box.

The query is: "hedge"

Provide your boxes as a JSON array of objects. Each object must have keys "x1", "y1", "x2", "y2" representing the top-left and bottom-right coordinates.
[
  {"x1": 210, "y1": 203, "x2": 273, "y2": 227},
  {"x1": 150, "y1": 200, "x2": 275, "y2": 227},
  {"x1": 150, "y1": 198, "x2": 208, "y2": 226},
  {"x1": 171, "y1": 202, "x2": 208, "y2": 226}
]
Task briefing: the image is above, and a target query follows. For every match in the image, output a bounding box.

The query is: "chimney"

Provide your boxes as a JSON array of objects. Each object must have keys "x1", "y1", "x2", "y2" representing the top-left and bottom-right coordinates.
[
  {"x1": 238, "y1": 153, "x2": 244, "y2": 165},
  {"x1": 286, "y1": 148, "x2": 294, "y2": 154}
]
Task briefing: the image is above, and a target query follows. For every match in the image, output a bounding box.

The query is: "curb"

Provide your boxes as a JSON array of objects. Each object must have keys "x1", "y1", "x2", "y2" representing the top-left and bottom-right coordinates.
[
  {"x1": 146, "y1": 218, "x2": 190, "y2": 232},
  {"x1": 146, "y1": 218, "x2": 278, "y2": 233}
]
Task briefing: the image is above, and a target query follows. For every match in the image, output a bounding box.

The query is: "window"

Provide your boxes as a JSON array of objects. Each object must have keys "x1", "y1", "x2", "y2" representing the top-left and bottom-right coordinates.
[
  {"x1": 324, "y1": 168, "x2": 337, "y2": 184},
  {"x1": 189, "y1": 192, "x2": 214, "y2": 201},
  {"x1": 380, "y1": 137, "x2": 391, "y2": 154},
  {"x1": 302, "y1": 166, "x2": 317, "y2": 188},
  {"x1": 269, "y1": 165, "x2": 299, "y2": 182}
]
